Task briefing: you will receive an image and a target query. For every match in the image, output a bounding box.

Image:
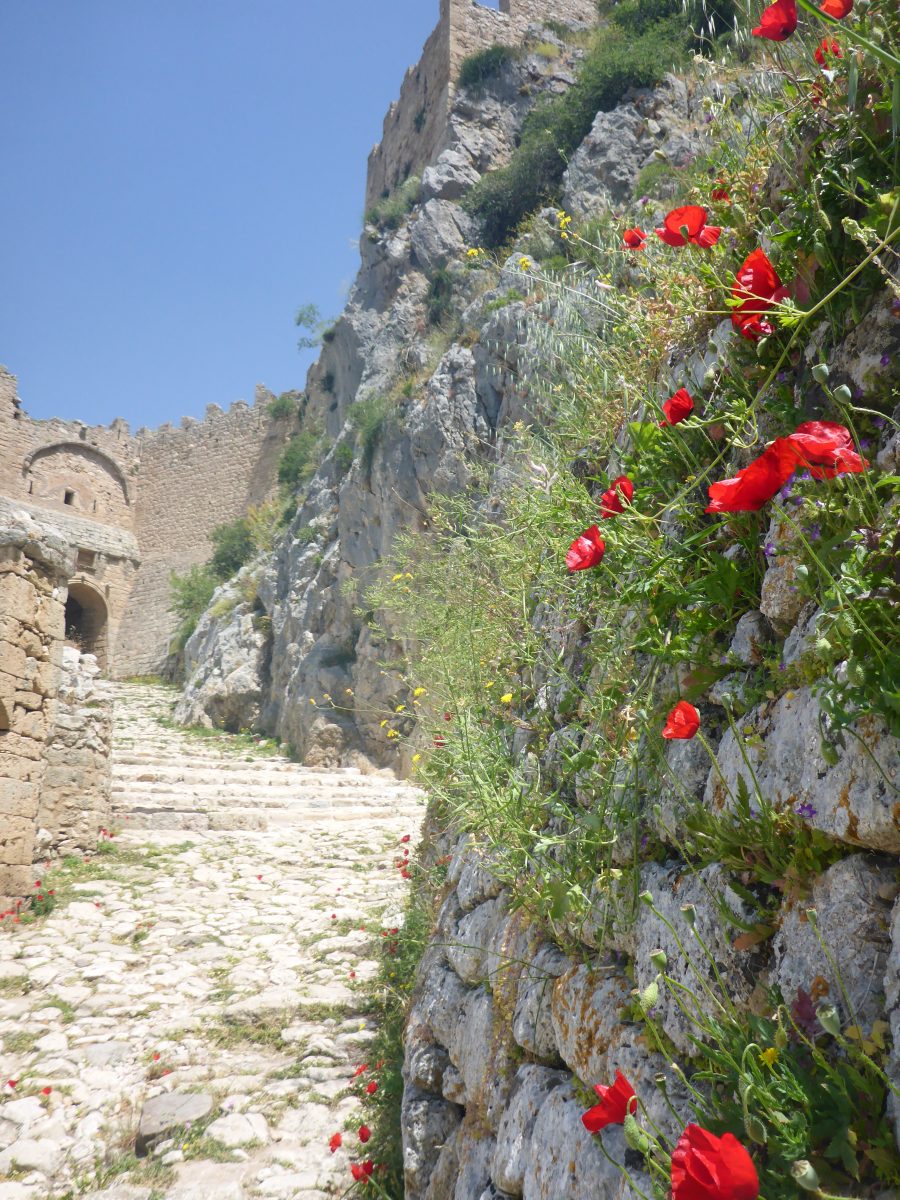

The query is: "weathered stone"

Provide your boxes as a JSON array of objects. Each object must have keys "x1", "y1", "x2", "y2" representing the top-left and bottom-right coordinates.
[
  {"x1": 728, "y1": 610, "x2": 773, "y2": 665},
  {"x1": 492, "y1": 1065, "x2": 568, "y2": 1194},
  {"x1": 550, "y1": 963, "x2": 632, "y2": 1085},
  {"x1": 706, "y1": 688, "x2": 900, "y2": 852},
  {"x1": 136, "y1": 1092, "x2": 215, "y2": 1156},
  {"x1": 772, "y1": 854, "x2": 895, "y2": 1032},
  {"x1": 456, "y1": 850, "x2": 504, "y2": 912},
  {"x1": 410, "y1": 200, "x2": 474, "y2": 275},
  {"x1": 522, "y1": 1081, "x2": 627, "y2": 1200},
  {"x1": 403, "y1": 1086, "x2": 463, "y2": 1200},
  {"x1": 633, "y1": 863, "x2": 758, "y2": 1054},
  {"x1": 513, "y1": 943, "x2": 570, "y2": 1060},
  {"x1": 454, "y1": 1120, "x2": 495, "y2": 1200},
  {"x1": 421, "y1": 150, "x2": 481, "y2": 202},
  {"x1": 447, "y1": 896, "x2": 508, "y2": 985},
  {"x1": 205, "y1": 1112, "x2": 268, "y2": 1147}
]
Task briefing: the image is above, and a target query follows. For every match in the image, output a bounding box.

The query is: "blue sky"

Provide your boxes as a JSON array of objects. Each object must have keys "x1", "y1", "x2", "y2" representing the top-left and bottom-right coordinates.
[{"x1": 0, "y1": 0, "x2": 465, "y2": 429}]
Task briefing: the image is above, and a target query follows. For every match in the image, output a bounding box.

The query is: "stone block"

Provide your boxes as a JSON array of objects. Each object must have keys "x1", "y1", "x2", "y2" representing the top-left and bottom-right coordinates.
[
  {"x1": 522, "y1": 1081, "x2": 627, "y2": 1200},
  {"x1": 454, "y1": 1120, "x2": 495, "y2": 1200},
  {"x1": 0, "y1": 817, "x2": 35, "y2": 866},
  {"x1": 136, "y1": 1092, "x2": 215, "y2": 1156},
  {"x1": 492, "y1": 1065, "x2": 568, "y2": 1194},
  {"x1": 706, "y1": 688, "x2": 900, "y2": 852},
  {"x1": 550, "y1": 962, "x2": 631, "y2": 1086},
  {"x1": 447, "y1": 896, "x2": 508, "y2": 984},
  {"x1": 633, "y1": 863, "x2": 758, "y2": 1054},
  {"x1": 0, "y1": 642, "x2": 27, "y2": 682},
  {"x1": 772, "y1": 854, "x2": 895, "y2": 1032},
  {"x1": 402, "y1": 1085, "x2": 463, "y2": 1200},
  {"x1": 513, "y1": 943, "x2": 570, "y2": 1060},
  {"x1": 0, "y1": 778, "x2": 38, "y2": 819}
]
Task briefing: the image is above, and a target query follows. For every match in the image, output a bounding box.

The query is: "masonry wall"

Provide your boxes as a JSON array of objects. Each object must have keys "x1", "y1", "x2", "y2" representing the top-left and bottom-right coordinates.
[
  {"x1": 35, "y1": 647, "x2": 113, "y2": 860},
  {"x1": 365, "y1": 0, "x2": 597, "y2": 210},
  {"x1": 0, "y1": 511, "x2": 71, "y2": 908},
  {"x1": 116, "y1": 398, "x2": 286, "y2": 675},
  {"x1": 0, "y1": 367, "x2": 287, "y2": 678}
]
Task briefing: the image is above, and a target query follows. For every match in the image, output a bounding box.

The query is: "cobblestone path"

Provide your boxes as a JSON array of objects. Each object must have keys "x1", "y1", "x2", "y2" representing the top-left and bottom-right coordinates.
[{"x1": 0, "y1": 683, "x2": 424, "y2": 1200}]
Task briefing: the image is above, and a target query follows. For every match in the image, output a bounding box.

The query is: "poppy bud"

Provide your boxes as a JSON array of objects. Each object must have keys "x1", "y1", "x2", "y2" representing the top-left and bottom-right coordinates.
[
  {"x1": 791, "y1": 1160, "x2": 820, "y2": 1191},
  {"x1": 743, "y1": 1112, "x2": 767, "y2": 1145},
  {"x1": 832, "y1": 384, "x2": 852, "y2": 404},
  {"x1": 638, "y1": 890, "x2": 654, "y2": 906},
  {"x1": 680, "y1": 903, "x2": 697, "y2": 926},
  {"x1": 805, "y1": 907, "x2": 818, "y2": 927},
  {"x1": 811, "y1": 363, "x2": 830, "y2": 384},
  {"x1": 816, "y1": 1003, "x2": 841, "y2": 1037},
  {"x1": 623, "y1": 1113, "x2": 650, "y2": 1154},
  {"x1": 640, "y1": 980, "x2": 659, "y2": 1012},
  {"x1": 649, "y1": 948, "x2": 667, "y2": 972}
]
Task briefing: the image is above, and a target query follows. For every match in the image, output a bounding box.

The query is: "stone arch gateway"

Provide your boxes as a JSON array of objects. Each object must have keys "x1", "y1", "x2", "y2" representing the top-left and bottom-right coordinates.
[{"x1": 65, "y1": 580, "x2": 109, "y2": 668}]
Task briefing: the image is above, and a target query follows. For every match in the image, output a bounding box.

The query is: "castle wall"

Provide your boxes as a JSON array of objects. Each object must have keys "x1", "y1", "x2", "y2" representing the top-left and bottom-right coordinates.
[
  {"x1": 116, "y1": 398, "x2": 286, "y2": 675},
  {"x1": 365, "y1": 0, "x2": 597, "y2": 211},
  {"x1": 0, "y1": 367, "x2": 287, "y2": 679}
]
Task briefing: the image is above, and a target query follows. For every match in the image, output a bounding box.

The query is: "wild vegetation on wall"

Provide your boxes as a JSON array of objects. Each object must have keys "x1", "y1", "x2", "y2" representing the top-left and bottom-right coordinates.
[{"x1": 348, "y1": 0, "x2": 899, "y2": 1196}]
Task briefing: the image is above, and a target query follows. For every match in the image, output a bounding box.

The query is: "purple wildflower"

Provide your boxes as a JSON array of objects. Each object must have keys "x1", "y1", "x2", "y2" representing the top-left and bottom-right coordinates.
[
  {"x1": 795, "y1": 801, "x2": 817, "y2": 819},
  {"x1": 778, "y1": 661, "x2": 786, "y2": 672},
  {"x1": 763, "y1": 542, "x2": 778, "y2": 560},
  {"x1": 777, "y1": 370, "x2": 789, "y2": 383},
  {"x1": 808, "y1": 523, "x2": 821, "y2": 541},
  {"x1": 881, "y1": 353, "x2": 891, "y2": 367},
  {"x1": 873, "y1": 416, "x2": 886, "y2": 429}
]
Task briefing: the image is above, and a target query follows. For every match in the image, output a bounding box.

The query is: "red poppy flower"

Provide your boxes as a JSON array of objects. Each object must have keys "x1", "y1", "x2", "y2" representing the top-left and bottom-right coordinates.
[
  {"x1": 6, "y1": 1080, "x2": 17, "y2": 1089},
  {"x1": 731, "y1": 249, "x2": 790, "y2": 340},
  {"x1": 41, "y1": 1087, "x2": 52, "y2": 1096},
  {"x1": 366, "y1": 1080, "x2": 379, "y2": 1095},
  {"x1": 153, "y1": 1052, "x2": 161, "y2": 1062},
  {"x1": 623, "y1": 227, "x2": 647, "y2": 250},
  {"x1": 705, "y1": 437, "x2": 800, "y2": 512},
  {"x1": 671, "y1": 1125, "x2": 759, "y2": 1200},
  {"x1": 351, "y1": 1160, "x2": 374, "y2": 1182},
  {"x1": 814, "y1": 36, "x2": 842, "y2": 65},
  {"x1": 581, "y1": 1071, "x2": 637, "y2": 1134},
  {"x1": 600, "y1": 476, "x2": 635, "y2": 518},
  {"x1": 566, "y1": 525, "x2": 605, "y2": 572},
  {"x1": 330, "y1": 1132, "x2": 343, "y2": 1153},
  {"x1": 660, "y1": 388, "x2": 694, "y2": 426},
  {"x1": 711, "y1": 187, "x2": 731, "y2": 202},
  {"x1": 359, "y1": 1125, "x2": 371, "y2": 1143},
  {"x1": 788, "y1": 420, "x2": 867, "y2": 477},
  {"x1": 399, "y1": 834, "x2": 411, "y2": 843},
  {"x1": 662, "y1": 701, "x2": 701, "y2": 740},
  {"x1": 752, "y1": 0, "x2": 797, "y2": 40},
  {"x1": 655, "y1": 206, "x2": 722, "y2": 248},
  {"x1": 820, "y1": 0, "x2": 851, "y2": 15},
  {"x1": 352, "y1": 1064, "x2": 368, "y2": 1078},
  {"x1": 433, "y1": 734, "x2": 446, "y2": 748}
]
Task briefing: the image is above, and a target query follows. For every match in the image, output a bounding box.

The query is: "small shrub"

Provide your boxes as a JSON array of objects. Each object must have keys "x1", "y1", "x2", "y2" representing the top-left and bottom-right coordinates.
[
  {"x1": 333, "y1": 442, "x2": 355, "y2": 476},
  {"x1": 267, "y1": 392, "x2": 299, "y2": 420},
  {"x1": 531, "y1": 40, "x2": 561, "y2": 59},
  {"x1": 278, "y1": 424, "x2": 323, "y2": 492},
  {"x1": 168, "y1": 564, "x2": 217, "y2": 651},
  {"x1": 426, "y1": 266, "x2": 454, "y2": 326},
  {"x1": 457, "y1": 44, "x2": 515, "y2": 94},
  {"x1": 365, "y1": 175, "x2": 421, "y2": 231},
  {"x1": 483, "y1": 288, "x2": 525, "y2": 316},
  {"x1": 209, "y1": 518, "x2": 254, "y2": 581},
  {"x1": 634, "y1": 157, "x2": 681, "y2": 199},
  {"x1": 348, "y1": 394, "x2": 396, "y2": 473}
]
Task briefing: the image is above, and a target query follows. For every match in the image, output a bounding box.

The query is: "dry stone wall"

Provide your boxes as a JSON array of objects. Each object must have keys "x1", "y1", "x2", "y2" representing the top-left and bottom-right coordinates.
[{"x1": 0, "y1": 508, "x2": 71, "y2": 907}]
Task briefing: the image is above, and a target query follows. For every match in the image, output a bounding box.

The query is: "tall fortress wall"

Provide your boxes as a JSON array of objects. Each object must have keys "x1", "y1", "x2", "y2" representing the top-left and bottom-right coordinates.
[
  {"x1": 0, "y1": 366, "x2": 283, "y2": 677},
  {"x1": 365, "y1": 0, "x2": 596, "y2": 210}
]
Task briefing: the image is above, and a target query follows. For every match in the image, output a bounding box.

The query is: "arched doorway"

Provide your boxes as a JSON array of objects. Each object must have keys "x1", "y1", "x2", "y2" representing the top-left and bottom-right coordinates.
[{"x1": 65, "y1": 582, "x2": 108, "y2": 670}]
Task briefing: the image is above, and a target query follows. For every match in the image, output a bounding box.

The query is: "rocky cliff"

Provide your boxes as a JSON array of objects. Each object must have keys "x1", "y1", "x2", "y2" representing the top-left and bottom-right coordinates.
[{"x1": 177, "y1": 5, "x2": 900, "y2": 1199}]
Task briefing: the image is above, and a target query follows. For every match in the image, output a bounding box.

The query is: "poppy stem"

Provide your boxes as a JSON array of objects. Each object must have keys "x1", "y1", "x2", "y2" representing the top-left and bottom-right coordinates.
[{"x1": 794, "y1": 0, "x2": 900, "y2": 72}]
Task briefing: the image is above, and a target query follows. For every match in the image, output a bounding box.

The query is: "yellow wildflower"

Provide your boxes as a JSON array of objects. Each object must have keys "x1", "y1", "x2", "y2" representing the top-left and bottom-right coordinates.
[
  {"x1": 412, "y1": 753, "x2": 421, "y2": 764},
  {"x1": 413, "y1": 687, "x2": 426, "y2": 697},
  {"x1": 387, "y1": 729, "x2": 400, "y2": 739},
  {"x1": 404, "y1": 572, "x2": 413, "y2": 580},
  {"x1": 500, "y1": 693, "x2": 513, "y2": 704},
  {"x1": 309, "y1": 698, "x2": 316, "y2": 705},
  {"x1": 345, "y1": 687, "x2": 354, "y2": 695},
  {"x1": 485, "y1": 681, "x2": 495, "y2": 689},
  {"x1": 392, "y1": 572, "x2": 403, "y2": 582},
  {"x1": 396, "y1": 704, "x2": 406, "y2": 712},
  {"x1": 380, "y1": 719, "x2": 388, "y2": 728},
  {"x1": 518, "y1": 256, "x2": 532, "y2": 270},
  {"x1": 759, "y1": 1047, "x2": 779, "y2": 1068}
]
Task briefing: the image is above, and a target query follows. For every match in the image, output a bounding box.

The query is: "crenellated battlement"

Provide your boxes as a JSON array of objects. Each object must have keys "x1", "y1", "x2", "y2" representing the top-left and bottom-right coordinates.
[
  {"x1": 365, "y1": 0, "x2": 596, "y2": 211},
  {"x1": 0, "y1": 366, "x2": 286, "y2": 676}
]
